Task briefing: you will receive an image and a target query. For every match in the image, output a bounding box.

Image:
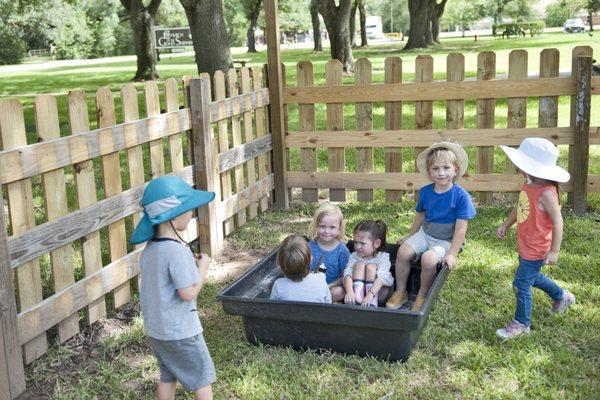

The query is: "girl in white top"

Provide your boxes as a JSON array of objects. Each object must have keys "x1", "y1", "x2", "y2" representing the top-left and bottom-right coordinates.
[{"x1": 343, "y1": 220, "x2": 393, "y2": 307}]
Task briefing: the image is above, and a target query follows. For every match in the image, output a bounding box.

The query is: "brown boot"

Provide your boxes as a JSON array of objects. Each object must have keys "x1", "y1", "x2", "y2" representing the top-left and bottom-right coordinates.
[
  {"x1": 385, "y1": 291, "x2": 407, "y2": 309},
  {"x1": 411, "y1": 295, "x2": 426, "y2": 311}
]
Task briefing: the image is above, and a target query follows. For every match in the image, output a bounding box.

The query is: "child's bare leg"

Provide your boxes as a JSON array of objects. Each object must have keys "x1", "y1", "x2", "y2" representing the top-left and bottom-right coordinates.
[
  {"x1": 352, "y1": 262, "x2": 366, "y2": 302},
  {"x1": 330, "y1": 285, "x2": 345, "y2": 302},
  {"x1": 418, "y1": 250, "x2": 439, "y2": 298},
  {"x1": 365, "y1": 264, "x2": 378, "y2": 306},
  {"x1": 157, "y1": 381, "x2": 177, "y2": 400},
  {"x1": 194, "y1": 384, "x2": 213, "y2": 400},
  {"x1": 394, "y1": 243, "x2": 415, "y2": 294}
]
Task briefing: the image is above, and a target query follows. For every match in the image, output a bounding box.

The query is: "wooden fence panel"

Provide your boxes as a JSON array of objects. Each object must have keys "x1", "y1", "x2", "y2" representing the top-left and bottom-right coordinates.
[
  {"x1": 326, "y1": 59, "x2": 346, "y2": 201},
  {"x1": 539, "y1": 49, "x2": 559, "y2": 128},
  {"x1": 507, "y1": 50, "x2": 528, "y2": 198},
  {"x1": 355, "y1": 58, "x2": 374, "y2": 202},
  {"x1": 144, "y1": 81, "x2": 165, "y2": 178},
  {"x1": 228, "y1": 69, "x2": 247, "y2": 227},
  {"x1": 446, "y1": 53, "x2": 465, "y2": 131},
  {"x1": 96, "y1": 87, "x2": 130, "y2": 308},
  {"x1": 384, "y1": 57, "x2": 402, "y2": 203},
  {"x1": 34, "y1": 94, "x2": 78, "y2": 343},
  {"x1": 476, "y1": 51, "x2": 496, "y2": 204},
  {"x1": 573, "y1": 56, "x2": 592, "y2": 215},
  {"x1": 241, "y1": 68, "x2": 258, "y2": 218},
  {"x1": 67, "y1": 90, "x2": 106, "y2": 325},
  {"x1": 165, "y1": 78, "x2": 184, "y2": 173},
  {"x1": 0, "y1": 100, "x2": 47, "y2": 364},
  {"x1": 253, "y1": 66, "x2": 270, "y2": 211},
  {"x1": 415, "y1": 55, "x2": 433, "y2": 200},
  {"x1": 213, "y1": 71, "x2": 235, "y2": 236},
  {"x1": 298, "y1": 61, "x2": 318, "y2": 203},
  {"x1": 281, "y1": 62, "x2": 292, "y2": 201}
]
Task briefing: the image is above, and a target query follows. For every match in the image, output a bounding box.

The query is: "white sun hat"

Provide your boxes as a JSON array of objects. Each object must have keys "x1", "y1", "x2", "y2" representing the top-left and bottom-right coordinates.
[
  {"x1": 500, "y1": 138, "x2": 570, "y2": 183},
  {"x1": 416, "y1": 141, "x2": 469, "y2": 180}
]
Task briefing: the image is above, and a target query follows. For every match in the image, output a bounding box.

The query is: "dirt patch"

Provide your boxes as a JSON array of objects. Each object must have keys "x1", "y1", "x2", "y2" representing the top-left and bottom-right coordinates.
[{"x1": 208, "y1": 241, "x2": 270, "y2": 283}]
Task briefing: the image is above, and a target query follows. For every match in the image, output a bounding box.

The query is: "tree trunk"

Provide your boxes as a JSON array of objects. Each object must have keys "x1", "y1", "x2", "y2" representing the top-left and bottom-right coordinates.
[
  {"x1": 350, "y1": 1, "x2": 357, "y2": 47},
  {"x1": 430, "y1": 0, "x2": 447, "y2": 43},
  {"x1": 358, "y1": 1, "x2": 367, "y2": 47},
  {"x1": 589, "y1": 10, "x2": 594, "y2": 31},
  {"x1": 246, "y1": 0, "x2": 261, "y2": 53},
  {"x1": 120, "y1": 0, "x2": 162, "y2": 81},
  {"x1": 310, "y1": 0, "x2": 323, "y2": 52},
  {"x1": 180, "y1": 0, "x2": 232, "y2": 77},
  {"x1": 404, "y1": 0, "x2": 430, "y2": 50},
  {"x1": 316, "y1": 0, "x2": 354, "y2": 73}
]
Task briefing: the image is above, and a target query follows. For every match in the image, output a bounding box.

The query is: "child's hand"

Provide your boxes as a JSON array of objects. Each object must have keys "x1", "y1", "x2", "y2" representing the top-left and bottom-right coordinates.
[
  {"x1": 545, "y1": 250, "x2": 559, "y2": 265},
  {"x1": 361, "y1": 291, "x2": 374, "y2": 306},
  {"x1": 344, "y1": 291, "x2": 356, "y2": 305},
  {"x1": 443, "y1": 253, "x2": 457, "y2": 270},
  {"x1": 496, "y1": 225, "x2": 507, "y2": 239}
]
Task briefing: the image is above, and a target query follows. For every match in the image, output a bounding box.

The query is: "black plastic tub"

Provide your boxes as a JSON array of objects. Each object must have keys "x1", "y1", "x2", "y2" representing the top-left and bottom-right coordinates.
[{"x1": 217, "y1": 242, "x2": 449, "y2": 362}]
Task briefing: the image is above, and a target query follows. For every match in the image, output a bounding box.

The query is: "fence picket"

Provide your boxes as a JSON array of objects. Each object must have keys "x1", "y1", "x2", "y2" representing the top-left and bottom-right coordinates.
[
  {"x1": 297, "y1": 61, "x2": 318, "y2": 202},
  {"x1": 241, "y1": 68, "x2": 258, "y2": 218},
  {"x1": 165, "y1": 78, "x2": 184, "y2": 173},
  {"x1": 0, "y1": 100, "x2": 47, "y2": 364},
  {"x1": 539, "y1": 49, "x2": 559, "y2": 128},
  {"x1": 476, "y1": 51, "x2": 496, "y2": 204},
  {"x1": 228, "y1": 69, "x2": 247, "y2": 227},
  {"x1": 384, "y1": 57, "x2": 403, "y2": 203},
  {"x1": 355, "y1": 58, "x2": 374, "y2": 202},
  {"x1": 67, "y1": 90, "x2": 106, "y2": 325},
  {"x1": 253, "y1": 66, "x2": 270, "y2": 211},
  {"x1": 34, "y1": 94, "x2": 79, "y2": 343},
  {"x1": 96, "y1": 87, "x2": 130, "y2": 308},
  {"x1": 326, "y1": 60, "x2": 345, "y2": 201},
  {"x1": 507, "y1": 50, "x2": 528, "y2": 200},
  {"x1": 446, "y1": 53, "x2": 465, "y2": 131},
  {"x1": 144, "y1": 81, "x2": 165, "y2": 178},
  {"x1": 415, "y1": 55, "x2": 433, "y2": 200}
]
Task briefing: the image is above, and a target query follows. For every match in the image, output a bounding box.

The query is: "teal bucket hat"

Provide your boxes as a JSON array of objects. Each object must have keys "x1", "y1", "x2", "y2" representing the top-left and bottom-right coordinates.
[{"x1": 130, "y1": 176, "x2": 215, "y2": 245}]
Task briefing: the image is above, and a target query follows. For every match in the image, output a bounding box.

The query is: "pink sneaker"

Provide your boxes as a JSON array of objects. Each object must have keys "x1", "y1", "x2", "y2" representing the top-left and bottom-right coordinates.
[
  {"x1": 353, "y1": 281, "x2": 365, "y2": 303},
  {"x1": 551, "y1": 291, "x2": 575, "y2": 314},
  {"x1": 496, "y1": 320, "x2": 530, "y2": 340}
]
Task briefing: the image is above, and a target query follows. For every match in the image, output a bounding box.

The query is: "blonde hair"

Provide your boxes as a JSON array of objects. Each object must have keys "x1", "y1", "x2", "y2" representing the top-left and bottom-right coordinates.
[
  {"x1": 426, "y1": 148, "x2": 459, "y2": 171},
  {"x1": 277, "y1": 234, "x2": 311, "y2": 282},
  {"x1": 307, "y1": 203, "x2": 346, "y2": 241}
]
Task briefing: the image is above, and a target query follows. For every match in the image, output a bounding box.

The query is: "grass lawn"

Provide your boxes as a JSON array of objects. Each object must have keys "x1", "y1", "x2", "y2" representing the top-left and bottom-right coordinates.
[{"x1": 24, "y1": 201, "x2": 600, "y2": 399}]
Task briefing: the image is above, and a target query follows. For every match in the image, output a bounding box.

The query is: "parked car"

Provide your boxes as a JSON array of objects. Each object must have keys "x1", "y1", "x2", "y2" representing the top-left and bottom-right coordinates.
[{"x1": 563, "y1": 18, "x2": 585, "y2": 33}]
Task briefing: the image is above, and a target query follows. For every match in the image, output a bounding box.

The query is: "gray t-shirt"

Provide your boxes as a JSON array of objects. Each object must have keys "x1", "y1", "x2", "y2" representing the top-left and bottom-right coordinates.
[
  {"x1": 270, "y1": 272, "x2": 332, "y2": 303},
  {"x1": 140, "y1": 238, "x2": 202, "y2": 340}
]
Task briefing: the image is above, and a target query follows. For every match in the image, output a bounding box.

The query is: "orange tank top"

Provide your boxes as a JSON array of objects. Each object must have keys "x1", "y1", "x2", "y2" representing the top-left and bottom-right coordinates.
[{"x1": 516, "y1": 184, "x2": 557, "y2": 260}]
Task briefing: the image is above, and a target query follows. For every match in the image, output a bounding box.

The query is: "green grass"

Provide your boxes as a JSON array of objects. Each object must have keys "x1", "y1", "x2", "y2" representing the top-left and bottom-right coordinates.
[{"x1": 25, "y1": 201, "x2": 600, "y2": 399}]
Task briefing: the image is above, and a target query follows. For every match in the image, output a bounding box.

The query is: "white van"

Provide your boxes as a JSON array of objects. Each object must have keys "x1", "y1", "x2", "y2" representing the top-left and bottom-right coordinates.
[{"x1": 365, "y1": 16, "x2": 384, "y2": 39}]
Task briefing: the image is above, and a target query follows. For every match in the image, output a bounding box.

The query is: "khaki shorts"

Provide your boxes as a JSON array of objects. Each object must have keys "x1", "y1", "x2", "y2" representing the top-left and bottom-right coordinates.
[{"x1": 404, "y1": 227, "x2": 451, "y2": 262}]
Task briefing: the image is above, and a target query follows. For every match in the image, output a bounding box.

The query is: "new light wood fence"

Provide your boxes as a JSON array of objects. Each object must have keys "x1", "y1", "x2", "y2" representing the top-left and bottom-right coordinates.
[
  {"x1": 284, "y1": 47, "x2": 598, "y2": 212},
  {"x1": 0, "y1": 68, "x2": 273, "y2": 398}
]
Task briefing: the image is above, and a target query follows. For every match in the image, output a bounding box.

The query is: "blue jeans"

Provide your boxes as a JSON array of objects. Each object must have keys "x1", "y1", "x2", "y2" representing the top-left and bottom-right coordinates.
[{"x1": 513, "y1": 257, "x2": 564, "y2": 326}]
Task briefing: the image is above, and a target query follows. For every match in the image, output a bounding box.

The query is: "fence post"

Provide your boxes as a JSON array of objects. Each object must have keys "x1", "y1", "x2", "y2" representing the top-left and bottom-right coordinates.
[
  {"x1": 572, "y1": 56, "x2": 592, "y2": 216},
  {"x1": 264, "y1": 0, "x2": 289, "y2": 209},
  {"x1": 189, "y1": 77, "x2": 222, "y2": 256},
  {"x1": 0, "y1": 197, "x2": 26, "y2": 399}
]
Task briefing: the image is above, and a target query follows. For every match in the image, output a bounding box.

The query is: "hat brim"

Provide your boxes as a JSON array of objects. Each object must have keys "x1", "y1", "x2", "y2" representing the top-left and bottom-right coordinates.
[
  {"x1": 416, "y1": 141, "x2": 469, "y2": 180},
  {"x1": 500, "y1": 145, "x2": 570, "y2": 183},
  {"x1": 130, "y1": 189, "x2": 215, "y2": 245}
]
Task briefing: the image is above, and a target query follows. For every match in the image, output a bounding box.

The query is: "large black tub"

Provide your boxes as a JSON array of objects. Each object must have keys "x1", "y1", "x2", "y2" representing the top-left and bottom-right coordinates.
[{"x1": 217, "y1": 242, "x2": 449, "y2": 362}]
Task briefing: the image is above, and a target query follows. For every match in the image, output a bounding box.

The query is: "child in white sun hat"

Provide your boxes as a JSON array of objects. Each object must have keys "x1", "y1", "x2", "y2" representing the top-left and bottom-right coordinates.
[
  {"x1": 496, "y1": 138, "x2": 575, "y2": 340},
  {"x1": 131, "y1": 175, "x2": 216, "y2": 399}
]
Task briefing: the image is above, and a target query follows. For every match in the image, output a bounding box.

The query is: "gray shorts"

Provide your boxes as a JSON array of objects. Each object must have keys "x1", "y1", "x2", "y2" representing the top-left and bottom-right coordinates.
[
  {"x1": 150, "y1": 334, "x2": 216, "y2": 391},
  {"x1": 404, "y1": 227, "x2": 451, "y2": 262}
]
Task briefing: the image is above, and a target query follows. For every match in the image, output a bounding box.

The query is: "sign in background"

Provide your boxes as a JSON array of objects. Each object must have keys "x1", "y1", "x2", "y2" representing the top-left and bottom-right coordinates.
[{"x1": 153, "y1": 27, "x2": 193, "y2": 49}]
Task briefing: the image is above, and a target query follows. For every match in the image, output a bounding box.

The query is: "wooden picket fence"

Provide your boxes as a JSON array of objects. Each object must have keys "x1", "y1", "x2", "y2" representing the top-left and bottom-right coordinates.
[
  {"x1": 283, "y1": 47, "x2": 598, "y2": 211},
  {"x1": 0, "y1": 67, "x2": 273, "y2": 398}
]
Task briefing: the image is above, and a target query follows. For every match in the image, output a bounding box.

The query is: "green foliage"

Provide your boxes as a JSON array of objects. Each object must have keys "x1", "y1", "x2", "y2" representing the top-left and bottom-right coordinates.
[
  {"x1": 51, "y1": 4, "x2": 94, "y2": 59},
  {"x1": 443, "y1": 0, "x2": 485, "y2": 31},
  {"x1": 365, "y1": 0, "x2": 410, "y2": 34},
  {"x1": 0, "y1": 23, "x2": 26, "y2": 65},
  {"x1": 156, "y1": 0, "x2": 188, "y2": 27},
  {"x1": 112, "y1": 20, "x2": 136, "y2": 56},
  {"x1": 224, "y1": 1, "x2": 247, "y2": 47},
  {"x1": 495, "y1": 21, "x2": 545, "y2": 37},
  {"x1": 545, "y1": 0, "x2": 584, "y2": 27}
]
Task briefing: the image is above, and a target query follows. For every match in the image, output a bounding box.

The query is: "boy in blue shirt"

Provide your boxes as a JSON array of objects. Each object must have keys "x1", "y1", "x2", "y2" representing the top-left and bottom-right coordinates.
[
  {"x1": 131, "y1": 176, "x2": 216, "y2": 400},
  {"x1": 386, "y1": 142, "x2": 476, "y2": 311}
]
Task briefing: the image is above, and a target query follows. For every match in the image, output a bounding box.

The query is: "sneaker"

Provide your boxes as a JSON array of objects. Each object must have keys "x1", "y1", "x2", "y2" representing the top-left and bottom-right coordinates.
[
  {"x1": 385, "y1": 291, "x2": 407, "y2": 309},
  {"x1": 411, "y1": 295, "x2": 426, "y2": 311},
  {"x1": 496, "y1": 320, "x2": 530, "y2": 340},
  {"x1": 551, "y1": 291, "x2": 575, "y2": 314}
]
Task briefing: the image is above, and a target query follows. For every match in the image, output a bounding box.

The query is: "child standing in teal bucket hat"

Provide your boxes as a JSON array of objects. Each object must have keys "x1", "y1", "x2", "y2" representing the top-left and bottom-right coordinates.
[{"x1": 131, "y1": 175, "x2": 216, "y2": 399}]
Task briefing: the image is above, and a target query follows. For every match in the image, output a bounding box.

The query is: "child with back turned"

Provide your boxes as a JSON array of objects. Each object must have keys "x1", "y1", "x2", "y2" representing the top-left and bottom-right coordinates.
[
  {"x1": 386, "y1": 142, "x2": 476, "y2": 311},
  {"x1": 270, "y1": 234, "x2": 332, "y2": 303},
  {"x1": 307, "y1": 203, "x2": 350, "y2": 302},
  {"x1": 495, "y1": 138, "x2": 575, "y2": 340},
  {"x1": 130, "y1": 176, "x2": 216, "y2": 400}
]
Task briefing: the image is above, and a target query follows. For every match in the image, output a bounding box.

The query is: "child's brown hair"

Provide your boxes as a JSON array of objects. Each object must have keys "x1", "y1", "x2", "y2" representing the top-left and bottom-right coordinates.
[
  {"x1": 353, "y1": 220, "x2": 387, "y2": 252},
  {"x1": 426, "y1": 147, "x2": 459, "y2": 171},
  {"x1": 277, "y1": 234, "x2": 311, "y2": 282},
  {"x1": 307, "y1": 203, "x2": 346, "y2": 241}
]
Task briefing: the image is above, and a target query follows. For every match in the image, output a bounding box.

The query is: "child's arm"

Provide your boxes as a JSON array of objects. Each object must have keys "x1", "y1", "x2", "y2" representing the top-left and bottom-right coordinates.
[
  {"x1": 497, "y1": 206, "x2": 517, "y2": 239},
  {"x1": 398, "y1": 212, "x2": 424, "y2": 243},
  {"x1": 328, "y1": 276, "x2": 343, "y2": 288},
  {"x1": 444, "y1": 220, "x2": 468, "y2": 269},
  {"x1": 178, "y1": 254, "x2": 209, "y2": 302},
  {"x1": 343, "y1": 275, "x2": 356, "y2": 304},
  {"x1": 539, "y1": 190, "x2": 563, "y2": 265}
]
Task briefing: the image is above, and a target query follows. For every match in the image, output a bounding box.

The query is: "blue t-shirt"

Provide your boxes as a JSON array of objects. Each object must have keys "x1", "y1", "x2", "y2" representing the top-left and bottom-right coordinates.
[
  {"x1": 308, "y1": 240, "x2": 350, "y2": 284},
  {"x1": 416, "y1": 183, "x2": 476, "y2": 240}
]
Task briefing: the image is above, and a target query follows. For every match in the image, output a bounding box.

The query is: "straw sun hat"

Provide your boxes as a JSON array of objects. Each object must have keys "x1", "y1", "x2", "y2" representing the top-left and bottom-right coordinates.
[
  {"x1": 416, "y1": 141, "x2": 469, "y2": 180},
  {"x1": 500, "y1": 138, "x2": 570, "y2": 183}
]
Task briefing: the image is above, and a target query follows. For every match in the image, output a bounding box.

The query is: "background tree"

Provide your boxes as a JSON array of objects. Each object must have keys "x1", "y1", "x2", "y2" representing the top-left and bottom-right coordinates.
[
  {"x1": 242, "y1": 0, "x2": 262, "y2": 52},
  {"x1": 315, "y1": 0, "x2": 354, "y2": 72},
  {"x1": 443, "y1": 0, "x2": 485, "y2": 37},
  {"x1": 180, "y1": 0, "x2": 232, "y2": 77},
  {"x1": 587, "y1": 0, "x2": 600, "y2": 31},
  {"x1": 310, "y1": 0, "x2": 322, "y2": 51},
  {"x1": 365, "y1": 0, "x2": 410, "y2": 36},
  {"x1": 404, "y1": 0, "x2": 431, "y2": 49},
  {"x1": 545, "y1": 0, "x2": 583, "y2": 27},
  {"x1": 120, "y1": 0, "x2": 162, "y2": 81},
  {"x1": 357, "y1": 0, "x2": 367, "y2": 46},
  {"x1": 430, "y1": 0, "x2": 448, "y2": 43}
]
